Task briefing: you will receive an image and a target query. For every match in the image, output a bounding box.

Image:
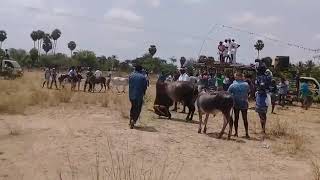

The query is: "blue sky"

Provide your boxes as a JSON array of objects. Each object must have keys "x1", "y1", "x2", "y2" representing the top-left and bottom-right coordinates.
[{"x1": 1, "y1": 0, "x2": 319, "y2": 64}]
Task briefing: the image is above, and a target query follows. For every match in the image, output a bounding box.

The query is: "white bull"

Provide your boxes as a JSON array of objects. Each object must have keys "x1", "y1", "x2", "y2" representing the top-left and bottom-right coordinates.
[{"x1": 109, "y1": 77, "x2": 129, "y2": 93}]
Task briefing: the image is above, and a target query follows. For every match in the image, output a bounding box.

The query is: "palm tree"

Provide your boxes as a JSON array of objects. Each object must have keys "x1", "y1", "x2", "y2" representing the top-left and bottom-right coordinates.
[
  {"x1": 148, "y1": 45, "x2": 157, "y2": 57},
  {"x1": 0, "y1": 30, "x2": 7, "y2": 49},
  {"x1": 254, "y1": 40, "x2": 264, "y2": 58},
  {"x1": 68, "y1": 41, "x2": 76, "y2": 57},
  {"x1": 305, "y1": 60, "x2": 315, "y2": 76},
  {"x1": 30, "y1": 31, "x2": 38, "y2": 48},
  {"x1": 180, "y1": 57, "x2": 186, "y2": 67},
  {"x1": 169, "y1": 56, "x2": 177, "y2": 64},
  {"x1": 36, "y1": 30, "x2": 45, "y2": 54},
  {"x1": 42, "y1": 34, "x2": 53, "y2": 55},
  {"x1": 51, "y1": 29, "x2": 61, "y2": 55}
]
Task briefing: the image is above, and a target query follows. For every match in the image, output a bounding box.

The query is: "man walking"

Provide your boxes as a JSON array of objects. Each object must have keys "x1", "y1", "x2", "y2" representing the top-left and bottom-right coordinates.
[
  {"x1": 300, "y1": 79, "x2": 312, "y2": 110},
  {"x1": 255, "y1": 60, "x2": 272, "y2": 137},
  {"x1": 50, "y1": 68, "x2": 58, "y2": 89},
  {"x1": 129, "y1": 65, "x2": 148, "y2": 129},
  {"x1": 228, "y1": 72, "x2": 250, "y2": 138},
  {"x1": 42, "y1": 67, "x2": 51, "y2": 88}
]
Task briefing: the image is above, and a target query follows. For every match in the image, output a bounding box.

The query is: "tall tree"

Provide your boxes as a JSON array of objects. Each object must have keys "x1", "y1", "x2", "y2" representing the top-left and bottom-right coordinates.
[
  {"x1": 29, "y1": 48, "x2": 39, "y2": 66},
  {"x1": 180, "y1": 57, "x2": 186, "y2": 67},
  {"x1": 30, "y1": 31, "x2": 38, "y2": 48},
  {"x1": 42, "y1": 34, "x2": 53, "y2": 55},
  {"x1": 254, "y1": 40, "x2": 264, "y2": 58},
  {"x1": 169, "y1": 56, "x2": 177, "y2": 64},
  {"x1": 67, "y1": 41, "x2": 77, "y2": 57},
  {"x1": 36, "y1": 30, "x2": 45, "y2": 55},
  {"x1": 51, "y1": 29, "x2": 61, "y2": 55},
  {"x1": 148, "y1": 45, "x2": 157, "y2": 57},
  {"x1": 305, "y1": 60, "x2": 315, "y2": 76},
  {"x1": 0, "y1": 30, "x2": 7, "y2": 49}
]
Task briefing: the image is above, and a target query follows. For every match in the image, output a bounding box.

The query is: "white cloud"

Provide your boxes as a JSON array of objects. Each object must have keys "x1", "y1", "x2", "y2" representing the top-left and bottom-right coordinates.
[
  {"x1": 314, "y1": 33, "x2": 320, "y2": 40},
  {"x1": 180, "y1": 0, "x2": 203, "y2": 4},
  {"x1": 231, "y1": 12, "x2": 280, "y2": 26},
  {"x1": 145, "y1": 0, "x2": 160, "y2": 7},
  {"x1": 104, "y1": 8, "x2": 143, "y2": 23}
]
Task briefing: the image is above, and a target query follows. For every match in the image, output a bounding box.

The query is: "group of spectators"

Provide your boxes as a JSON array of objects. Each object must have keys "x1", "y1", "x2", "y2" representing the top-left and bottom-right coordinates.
[
  {"x1": 218, "y1": 39, "x2": 240, "y2": 64},
  {"x1": 42, "y1": 67, "x2": 58, "y2": 89}
]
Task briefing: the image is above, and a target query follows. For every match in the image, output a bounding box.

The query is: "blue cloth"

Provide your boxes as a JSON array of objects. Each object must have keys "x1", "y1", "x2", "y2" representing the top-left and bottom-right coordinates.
[
  {"x1": 208, "y1": 77, "x2": 216, "y2": 89},
  {"x1": 255, "y1": 92, "x2": 268, "y2": 113},
  {"x1": 255, "y1": 74, "x2": 271, "y2": 113},
  {"x1": 129, "y1": 71, "x2": 148, "y2": 100},
  {"x1": 228, "y1": 80, "x2": 250, "y2": 109},
  {"x1": 256, "y1": 74, "x2": 272, "y2": 93},
  {"x1": 300, "y1": 82, "x2": 310, "y2": 97}
]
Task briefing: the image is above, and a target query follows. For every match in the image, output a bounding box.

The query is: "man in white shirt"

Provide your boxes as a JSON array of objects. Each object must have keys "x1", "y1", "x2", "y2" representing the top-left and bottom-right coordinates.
[
  {"x1": 230, "y1": 39, "x2": 240, "y2": 64},
  {"x1": 94, "y1": 69, "x2": 102, "y2": 78},
  {"x1": 178, "y1": 68, "x2": 190, "y2": 82},
  {"x1": 223, "y1": 39, "x2": 230, "y2": 63}
]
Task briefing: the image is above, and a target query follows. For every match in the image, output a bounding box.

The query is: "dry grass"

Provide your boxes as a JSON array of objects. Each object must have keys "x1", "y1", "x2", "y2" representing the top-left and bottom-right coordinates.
[
  {"x1": 312, "y1": 160, "x2": 320, "y2": 180},
  {"x1": 0, "y1": 72, "x2": 126, "y2": 115},
  {"x1": 269, "y1": 117, "x2": 289, "y2": 137},
  {"x1": 269, "y1": 118, "x2": 306, "y2": 155},
  {"x1": 58, "y1": 137, "x2": 183, "y2": 180}
]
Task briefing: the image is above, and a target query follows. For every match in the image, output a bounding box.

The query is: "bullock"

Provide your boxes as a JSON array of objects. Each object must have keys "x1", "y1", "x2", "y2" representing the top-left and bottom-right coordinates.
[
  {"x1": 58, "y1": 74, "x2": 83, "y2": 91},
  {"x1": 109, "y1": 77, "x2": 129, "y2": 93},
  {"x1": 197, "y1": 91, "x2": 234, "y2": 139},
  {"x1": 153, "y1": 81, "x2": 198, "y2": 121},
  {"x1": 86, "y1": 75, "x2": 107, "y2": 93}
]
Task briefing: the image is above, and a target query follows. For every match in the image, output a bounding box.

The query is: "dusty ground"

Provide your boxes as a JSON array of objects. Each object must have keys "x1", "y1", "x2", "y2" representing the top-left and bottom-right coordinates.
[{"x1": 0, "y1": 72, "x2": 320, "y2": 180}]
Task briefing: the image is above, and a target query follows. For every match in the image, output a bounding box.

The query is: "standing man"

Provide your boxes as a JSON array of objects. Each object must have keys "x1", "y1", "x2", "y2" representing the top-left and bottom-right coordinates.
[
  {"x1": 300, "y1": 79, "x2": 312, "y2": 110},
  {"x1": 215, "y1": 73, "x2": 224, "y2": 91},
  {"x1": 218, "y1": 41, "x2": 225, "y2": 63},
  {"x1": 178, "y1": 68, "x2": 190, "y2": 81},
  {"x1": 228, "y1": 72, "x2": 250, "y2": 138},
  {"x1": 129, "y1": 65, "x2": 148, "y2": 129},
  {"x1": 223, "y1": 39, "x2": 230, "y2": 63},
  {"x1": 50, "y1": 68, "x2": 58, "y2": 89},
  {"x1": 255, "y1": 60, "x2": 272, "y2": 137},
  {"x1": 278, "y1": 78, "x2": 288, "y2": 107},
  {"x1": 230, "y1": 39, "x2": 240, "y2": 64},
  {"x1": 42, "y1": 67, "x2": 51, "y2": 88}
]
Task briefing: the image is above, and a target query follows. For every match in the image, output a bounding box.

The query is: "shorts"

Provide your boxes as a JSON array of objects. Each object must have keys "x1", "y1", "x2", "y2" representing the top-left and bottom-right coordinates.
[{"x1": 255, "y1": 106, "x2": 268, "y2": 114}]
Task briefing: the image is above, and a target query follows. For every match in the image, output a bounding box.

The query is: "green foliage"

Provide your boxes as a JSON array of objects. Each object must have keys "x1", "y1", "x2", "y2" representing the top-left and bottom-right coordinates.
[
  {"x1": 132, "y1": 54, "x2": 177, "y2": 74},
  {"x1": 74, "y1": 50, "x2": 98, "y2": 68},
  {"x1": 39, "y1": 53, "x2": 71, "y2": 68},
  {"x1": 68, "y1": 41, "x2": 76, "y2": 56},
  {"x1": 9, "y1": 48, "x2": 27, "y2": 63},
  {"x1": 254, "y1": 40, "x2": 264, "y2": 58},
  {"x1": 29, "y1": 48, "x2": 39, "y2": 66}
]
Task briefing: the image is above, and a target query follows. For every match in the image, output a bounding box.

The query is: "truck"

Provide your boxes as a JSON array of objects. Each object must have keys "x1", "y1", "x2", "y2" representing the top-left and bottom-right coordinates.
[{"x1": 0, "y1": 59, "x2": 23, "y2": 79}]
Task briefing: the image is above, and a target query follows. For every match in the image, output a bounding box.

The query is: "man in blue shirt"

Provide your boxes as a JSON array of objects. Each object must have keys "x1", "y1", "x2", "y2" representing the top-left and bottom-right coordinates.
[
  {"x1": 255, "y1": 60, "x2": 272, "y2": 136},
  {"x1": 129, "y1": 65, "x2": 148, "y2": 129},
  {"x1": 228, "y1": 72, "x2": 250, "y2": 138}
]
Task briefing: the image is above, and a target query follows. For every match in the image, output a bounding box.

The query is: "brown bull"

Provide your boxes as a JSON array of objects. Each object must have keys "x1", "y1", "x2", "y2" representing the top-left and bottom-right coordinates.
[
  {"x1": 153, "y1": 81, "x2": 198, "y2": 121},
  {"x1": 197, "y1": 91, "x2": 234, "y2": 139}
]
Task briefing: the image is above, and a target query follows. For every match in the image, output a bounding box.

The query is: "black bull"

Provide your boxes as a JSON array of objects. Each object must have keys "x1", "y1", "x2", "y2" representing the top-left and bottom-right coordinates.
[{"x1": 153, "y1": 81, "x2": 198, "y2": 121}]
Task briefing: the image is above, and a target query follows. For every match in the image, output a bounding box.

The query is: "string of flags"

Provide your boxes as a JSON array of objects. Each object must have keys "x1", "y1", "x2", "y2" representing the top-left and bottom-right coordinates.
[{"x1": 220, "y1": 25, "x2": 319, "y2": 53}]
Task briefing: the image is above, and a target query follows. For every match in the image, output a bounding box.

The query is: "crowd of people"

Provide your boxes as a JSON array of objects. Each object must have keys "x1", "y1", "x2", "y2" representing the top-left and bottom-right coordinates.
[
  {"x1": 218, "y1": 38, "x2": 240, "y2": 64},
  {"x1": 127, "y1": 60, "x2": 314, "y2": 137}
]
